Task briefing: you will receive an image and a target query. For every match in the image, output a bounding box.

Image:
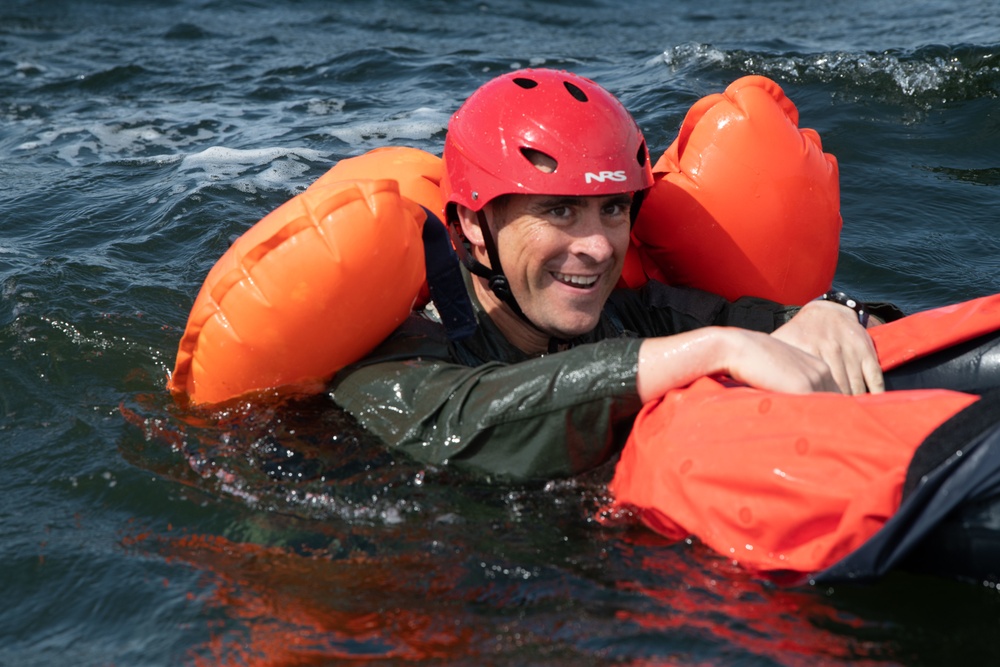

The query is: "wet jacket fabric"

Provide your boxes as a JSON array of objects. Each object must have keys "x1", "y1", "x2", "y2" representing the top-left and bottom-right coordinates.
[{"x1": 329, "y1": 271, "x2": 798, "y2": 481}]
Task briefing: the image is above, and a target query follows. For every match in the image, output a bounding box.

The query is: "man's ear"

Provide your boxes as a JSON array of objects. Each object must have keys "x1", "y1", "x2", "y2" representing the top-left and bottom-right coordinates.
[{"x1": 456, "y1": 204, "x2": 485, "y2": 249}]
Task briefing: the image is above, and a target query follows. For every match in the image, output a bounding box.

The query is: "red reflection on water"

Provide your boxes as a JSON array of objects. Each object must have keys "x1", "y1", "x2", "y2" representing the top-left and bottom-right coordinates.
[
  {"x1": 613, "y1": 531, "x2": 888, "y2": 667},
  {"x1": 133, "y1": 532, "x2": 475, "y2": 665}
]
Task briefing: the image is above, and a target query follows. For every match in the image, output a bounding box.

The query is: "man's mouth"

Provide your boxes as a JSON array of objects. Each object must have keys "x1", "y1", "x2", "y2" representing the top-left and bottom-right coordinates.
[{"x1": 552, "y1": 272, "x2": 599, "y2": 288}]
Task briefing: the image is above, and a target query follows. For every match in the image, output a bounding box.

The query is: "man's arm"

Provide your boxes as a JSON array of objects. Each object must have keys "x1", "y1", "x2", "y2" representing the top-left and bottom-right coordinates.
[
  {"x1": 329, "y1": 338, "x2": 644, "y2": 481},
  {"x1": 636, "y1": 326, "x2": 840, "y2": 402},
  {"x1": 613, "y1": 281, "x2": 884, "y2": 400},
  {"x1": 622, "y1": 281, "x2": 883, "y2": 396}
]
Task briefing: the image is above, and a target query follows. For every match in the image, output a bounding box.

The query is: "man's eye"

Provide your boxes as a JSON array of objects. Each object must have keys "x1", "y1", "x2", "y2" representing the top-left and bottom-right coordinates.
[{"x1": 549, "y1": 206, "x2": 571, "y2": 217}]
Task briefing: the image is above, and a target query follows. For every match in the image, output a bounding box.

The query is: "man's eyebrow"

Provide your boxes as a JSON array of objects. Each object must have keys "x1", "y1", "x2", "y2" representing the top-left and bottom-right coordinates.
[
  {"x1": 530, "y1": 196, "x2": 586, "y2": 210},
  {"x1": 606, "y1": 193, "x2": 634, "y2": 206},
  {"x1": 529, "y1": 194, "x2": 634, "y2": 212}
]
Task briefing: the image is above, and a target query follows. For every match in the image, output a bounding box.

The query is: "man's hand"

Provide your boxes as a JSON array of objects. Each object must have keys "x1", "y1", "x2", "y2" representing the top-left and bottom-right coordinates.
[
  {"x1": 771, "y1": 300, "x2": 884, "y2": 395},
  {"x1": 637, "y1": 327, "x2": 842, "y2": 403}
]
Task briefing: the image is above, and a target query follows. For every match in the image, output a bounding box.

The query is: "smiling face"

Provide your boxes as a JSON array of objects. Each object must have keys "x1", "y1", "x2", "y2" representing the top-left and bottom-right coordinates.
[{"x1": 460, "y1": 192, "x2": 632, "y2": 348}]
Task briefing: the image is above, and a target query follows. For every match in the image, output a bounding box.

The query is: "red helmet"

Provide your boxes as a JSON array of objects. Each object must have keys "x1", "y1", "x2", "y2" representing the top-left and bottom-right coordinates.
[{"x1": 441, "y1": 69, "x2": 653, "y2": 216}]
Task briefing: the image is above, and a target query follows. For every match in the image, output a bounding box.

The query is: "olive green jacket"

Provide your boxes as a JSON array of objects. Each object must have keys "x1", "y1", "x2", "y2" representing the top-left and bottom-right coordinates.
[{"x1": 329, "y1": 275, "x2": 798, "y2": 481}]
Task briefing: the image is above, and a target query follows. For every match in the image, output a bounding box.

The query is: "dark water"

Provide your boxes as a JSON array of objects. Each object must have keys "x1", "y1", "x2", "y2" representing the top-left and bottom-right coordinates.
[{"x1": 3, "y1": 0, "x2": 1000, "y2": 664}]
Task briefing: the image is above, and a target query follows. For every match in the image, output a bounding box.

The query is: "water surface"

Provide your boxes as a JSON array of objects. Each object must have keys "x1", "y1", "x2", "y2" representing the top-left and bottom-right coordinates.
[{"x1": 3, "y1": 1, "x2": 1000, "y2": 664}]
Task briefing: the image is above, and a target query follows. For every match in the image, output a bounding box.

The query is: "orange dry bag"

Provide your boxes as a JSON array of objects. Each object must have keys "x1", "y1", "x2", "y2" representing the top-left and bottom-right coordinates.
[
  {"x1": 610, "y1": 294, "x2": 1000, "y2": 575},
  {"x1": 629, "y1": 76, "x2": 841, "y2": 305}
]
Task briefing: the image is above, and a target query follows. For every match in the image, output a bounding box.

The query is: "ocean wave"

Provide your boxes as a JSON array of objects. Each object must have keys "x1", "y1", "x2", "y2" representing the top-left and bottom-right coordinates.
[
  {"x1": 14, "y1": 115, "x2": 224, "y2": 165},
  {"x1": 660, "y1": 43, "x2": 1000, "y2": 103},
  {"x1": 931, "y1": 166, "x2": 1000, "y2": 187},
  {"x1": 119, "y1": 391, "x2": 438, "y2": 526},
  {"x1": 7, "y1": 94, "x2": 442, "y2": 176}
]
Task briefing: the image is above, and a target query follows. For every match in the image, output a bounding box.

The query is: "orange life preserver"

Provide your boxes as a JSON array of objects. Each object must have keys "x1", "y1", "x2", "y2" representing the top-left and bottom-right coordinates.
[
  {"x1": 627, "y1": 76, "x2": 841, "y2": 305},
  {"x1": 168, "y1": 148, "x2": 441, "y2": 405},
  {"x1": 610, "y1": 294, "x2": 1000, "y2": 574}
]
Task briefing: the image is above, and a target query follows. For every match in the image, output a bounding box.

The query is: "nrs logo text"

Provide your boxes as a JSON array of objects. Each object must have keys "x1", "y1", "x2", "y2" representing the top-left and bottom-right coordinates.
[{"x1": 584, "y1": 170, "x2": 627, "y2": 184}]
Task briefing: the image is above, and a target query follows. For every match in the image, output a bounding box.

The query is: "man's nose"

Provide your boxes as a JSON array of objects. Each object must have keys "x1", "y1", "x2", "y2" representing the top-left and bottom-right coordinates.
[{"x1": 571, "y1": 211, "x2": 615, "y2": 262}]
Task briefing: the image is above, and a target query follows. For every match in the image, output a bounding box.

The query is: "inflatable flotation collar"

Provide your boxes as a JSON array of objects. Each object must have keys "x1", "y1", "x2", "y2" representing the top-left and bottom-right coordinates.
[
  {"x1": 626, "y1": 76, "x2": 841, "y2": 305},
  {"x1": 170, "y1": 77, "x2": 845, "y2": 405},
  {"x1": 169, "y1": 148, "x2": 441, "y2": 405},
  {"x1": 610, "y1": 294, "x2": 1000, "y2": 577}
]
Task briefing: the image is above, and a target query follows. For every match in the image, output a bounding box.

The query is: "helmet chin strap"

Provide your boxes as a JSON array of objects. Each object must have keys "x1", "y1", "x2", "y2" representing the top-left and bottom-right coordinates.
[{"x1": 471, "y1": 209, "x2": 531, "y2": 322}]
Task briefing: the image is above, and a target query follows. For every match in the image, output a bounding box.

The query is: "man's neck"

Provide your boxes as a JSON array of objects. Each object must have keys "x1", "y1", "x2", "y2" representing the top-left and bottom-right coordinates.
[{"x1": 470, "y1": 274, "x2": 550, "y2": 355}]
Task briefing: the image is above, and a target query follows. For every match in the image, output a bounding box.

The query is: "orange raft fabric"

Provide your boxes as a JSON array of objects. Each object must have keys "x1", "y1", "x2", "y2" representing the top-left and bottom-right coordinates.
[
  {"x1": 610, "y1": 294, "x2": 1000, "y2": 575},
  {"x1": 168, "y1": 147, "x2": 442, "y2": 405},
  {"x1": 626, "y1": 76, "x2": 841, "y2": 305},
  {"x1": 870, "y1": 293, "x2": 1000, "y2": 371}
]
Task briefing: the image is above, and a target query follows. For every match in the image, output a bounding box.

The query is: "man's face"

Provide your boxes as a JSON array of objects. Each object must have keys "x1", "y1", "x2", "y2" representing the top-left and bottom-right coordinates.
[{"x1": 490, "y1": 192, "x2": 632, "y2": 339}]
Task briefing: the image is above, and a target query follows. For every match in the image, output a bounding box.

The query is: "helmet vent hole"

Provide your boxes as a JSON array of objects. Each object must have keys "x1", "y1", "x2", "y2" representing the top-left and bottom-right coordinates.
[
  {"x1": 563, "y1": 81, "x2": 588, "y2": 102},
  {"x1": 637, "y1": 142, "x2": 648, "y2": 167},
  {"x1": 520, "y1": 148, "x2": 558, "y2": 174},
  {"x1": 512, "y1": 77, "x2": 538, "y2": 89}
]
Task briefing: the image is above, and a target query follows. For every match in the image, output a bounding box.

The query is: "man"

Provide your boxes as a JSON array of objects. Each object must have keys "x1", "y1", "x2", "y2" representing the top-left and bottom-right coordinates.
[{"x1": 328, "y1": 69, "x2": 882, "y2": 480}]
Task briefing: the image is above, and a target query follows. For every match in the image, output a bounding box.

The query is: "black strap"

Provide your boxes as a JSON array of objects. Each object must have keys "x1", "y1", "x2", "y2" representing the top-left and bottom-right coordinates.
[
  {"x1": 421, "y1": 208, "x2": 477, "y2": 341},
  {"x1": 903, "y1": 388, "x2": 1000, "y2": 500},
  {"x1": 630, "y1": 189, "x2": 646, "y2": 225},
  {"x1": 473, "y1": 210, "x2": 531, "y2": 322}
]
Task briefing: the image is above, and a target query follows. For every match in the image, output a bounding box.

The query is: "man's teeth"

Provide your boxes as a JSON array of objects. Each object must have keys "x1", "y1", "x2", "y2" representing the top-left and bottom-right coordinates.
[{"x1": 554, "y1": 272, "x2": 598, "y2": 287}]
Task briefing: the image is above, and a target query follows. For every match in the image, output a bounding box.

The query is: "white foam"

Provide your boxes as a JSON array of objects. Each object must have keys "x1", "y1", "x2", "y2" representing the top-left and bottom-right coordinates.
[
  {"x1": 180, "y1": 145, "x2": 324, "y2": 171},
  {"x1": 325, "y1": 106, "x2": 448, "y2": 147},
  {"x1": 179, "y1": 145, "x2": 326, "y2": 194},
  {"x1": 660, "y1": 43, "x2": 728, "y2": 69},
  {"x1": 14, "y1": 116, "x2": 218, "y2": 166},
  {"x1": 10, "y1": 100, "x2": 442, "y2": 192},
  {"x1": 304, "y1": 98, "x2": 346, "y2": 115},
  {"x1": 658, "y1": 43, "x2": 973, "y2": 98}
]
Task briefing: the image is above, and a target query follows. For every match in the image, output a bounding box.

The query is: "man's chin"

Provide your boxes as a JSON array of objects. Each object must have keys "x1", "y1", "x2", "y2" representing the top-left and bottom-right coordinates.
[
  {"x1": 523, "y1": 292, "x2": 606, "y2": 339},
  {"x1": 542, "y1": 315, "x2": 601, "y2": 340}
]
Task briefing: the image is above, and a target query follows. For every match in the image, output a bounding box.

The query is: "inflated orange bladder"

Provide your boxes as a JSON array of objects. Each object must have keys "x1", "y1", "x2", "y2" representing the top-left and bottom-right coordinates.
[
  {"x1": 630, "y1": 75, "x2": 842, "y2": 305},
  {"x1": 307, "y1": 146, "x2": 444, "y2": 219},
  {"x1": 310, "y1": 146, "x2": 445, "y2": 310},
  {"x1": 168, "y1": 147, "x2": 441, "y2": 405}
]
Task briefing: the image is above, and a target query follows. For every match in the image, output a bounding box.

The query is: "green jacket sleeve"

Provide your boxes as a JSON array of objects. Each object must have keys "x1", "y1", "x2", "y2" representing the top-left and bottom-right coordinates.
[
  {"x1": 329, "y1": 280, "x2": 796, "y2": 481},
  {"x1": 329, "y1": 337, "x2": 644, "y2": 481}
]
